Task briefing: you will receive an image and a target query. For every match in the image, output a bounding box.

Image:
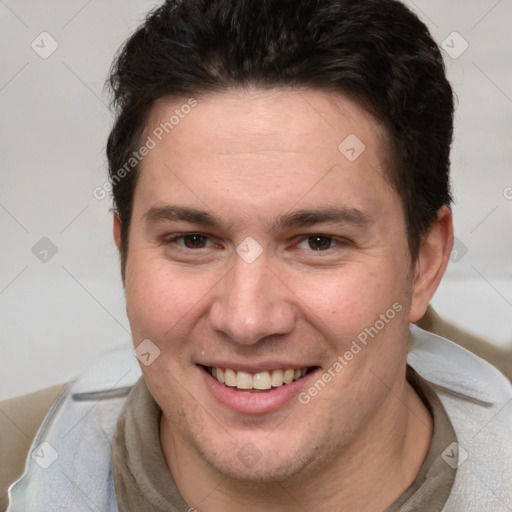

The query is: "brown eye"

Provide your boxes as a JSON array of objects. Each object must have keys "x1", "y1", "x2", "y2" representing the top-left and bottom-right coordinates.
[
  {"x1": 182, "y1": 234, "x2": 208, "y2": 248},
  {"x1": 308, "y1": 236, "x2": 332, "y2": 251}
]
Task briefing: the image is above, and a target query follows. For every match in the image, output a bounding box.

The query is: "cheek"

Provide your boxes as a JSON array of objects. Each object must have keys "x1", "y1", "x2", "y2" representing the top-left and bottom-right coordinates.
[
  {"x1": 124, "y1": 253, "x2": 209, "y2": 340},
  {"x1": 294, "y1": 263, "x2": 406, "y2": 334}
]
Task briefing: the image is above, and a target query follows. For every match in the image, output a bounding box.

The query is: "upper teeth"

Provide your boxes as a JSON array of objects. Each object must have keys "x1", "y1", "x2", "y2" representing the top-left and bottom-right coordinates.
[{"x1": 209, "y1": 367, "x2": 309, "y2": 390}]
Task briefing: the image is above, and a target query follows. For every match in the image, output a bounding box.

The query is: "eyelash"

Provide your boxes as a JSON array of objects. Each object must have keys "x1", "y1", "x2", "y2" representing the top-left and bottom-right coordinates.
[
  {"x1": 163, "y1": 233, "x2": 218, "y2": 249},
  {"x1": 295, "y1": 235, "x2": 350, "y2": 251},
  {"x1": 163, "y1": 233, "x2": 351, "y2": 252}
]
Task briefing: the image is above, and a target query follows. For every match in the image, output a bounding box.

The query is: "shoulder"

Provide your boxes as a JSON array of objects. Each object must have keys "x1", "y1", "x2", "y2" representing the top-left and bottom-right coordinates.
[
  {"x1": 408, "y1": 323, "x2": 512, "y2": 405},
  {"x1": 4, "y1": 346, "x2": 141, "y2": 511},
  {"x1": 0, "y1": 383, "x2": 65, "y2": 511},
  {"x1": 416, "y1": 305, "x2": 512, "y2": 381},
  {"x1": 409, "y1": 325, "x2": 512, "y2": 508}
]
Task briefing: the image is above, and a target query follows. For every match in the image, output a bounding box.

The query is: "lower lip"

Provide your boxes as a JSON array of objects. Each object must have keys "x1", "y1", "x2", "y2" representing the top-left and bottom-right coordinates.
[{"x1": 200, "y1": 366, "x2": 318, "y2": 415}]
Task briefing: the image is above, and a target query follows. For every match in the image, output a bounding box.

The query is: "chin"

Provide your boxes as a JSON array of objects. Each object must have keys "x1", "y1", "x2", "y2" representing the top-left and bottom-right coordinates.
[
  {"x1": 206, "y1": 454, "x2": 308, "y2": 484},
  {"x1": 196, "y1": 434, "x2": 329, "y2": 486}
]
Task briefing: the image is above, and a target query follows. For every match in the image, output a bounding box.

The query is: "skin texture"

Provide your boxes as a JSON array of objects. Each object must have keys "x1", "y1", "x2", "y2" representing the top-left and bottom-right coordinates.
[{"x1": 114, "y1": 87, "x2": 453, "y2": 511}]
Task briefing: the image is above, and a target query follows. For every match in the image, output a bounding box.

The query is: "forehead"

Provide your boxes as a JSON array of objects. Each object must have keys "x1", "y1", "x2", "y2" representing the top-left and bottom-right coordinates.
[
  {"x1": 136, "y1": 87, "x2": 396, "y2": 223},
  {"x1": 146, "y1": 87, "x2": 386, "y2": 157}
]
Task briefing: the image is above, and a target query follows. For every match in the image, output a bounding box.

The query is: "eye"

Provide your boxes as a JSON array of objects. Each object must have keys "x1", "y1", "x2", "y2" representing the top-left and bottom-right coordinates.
[
  {"x1": 182, "y1": 234, "x2": 209, "y2": 248},
  {"x1": 296, "y1": 235, "x2": 336, "y2": 251},
  {"x1": 306, "y1": 235, "x2": 333, "y2": 251},
  {"x1": 165, "y1": 233, "x2": 214, "y2": 249}
]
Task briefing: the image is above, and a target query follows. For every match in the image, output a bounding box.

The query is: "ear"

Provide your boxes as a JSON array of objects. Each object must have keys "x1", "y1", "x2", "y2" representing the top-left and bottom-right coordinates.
[
  {"x1": 409, "y1": 205, "x2": 453, "y2": 323},
  {"x1": 113, "y1": 212, "x2": 122, "y2": 252}
]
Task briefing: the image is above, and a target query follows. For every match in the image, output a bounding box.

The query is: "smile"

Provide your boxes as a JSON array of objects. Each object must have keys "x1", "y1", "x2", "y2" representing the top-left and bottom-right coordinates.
[
  {"x1": 200, "y1": 364, "x2": 321, "y2": 414},
  {"x1": 204, "y1": 366, "x2": 314, "y2": 391}
]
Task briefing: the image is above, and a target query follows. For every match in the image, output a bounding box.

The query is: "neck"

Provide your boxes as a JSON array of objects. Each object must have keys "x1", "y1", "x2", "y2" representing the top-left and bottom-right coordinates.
[{"x1": 160, "y1": 369, "x2": 433, "y2": 511}]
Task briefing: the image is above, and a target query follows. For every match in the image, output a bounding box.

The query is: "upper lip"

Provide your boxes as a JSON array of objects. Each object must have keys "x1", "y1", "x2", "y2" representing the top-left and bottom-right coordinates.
[{"x1": 198, "y1": 362, "x2": 317, "y2": 373}]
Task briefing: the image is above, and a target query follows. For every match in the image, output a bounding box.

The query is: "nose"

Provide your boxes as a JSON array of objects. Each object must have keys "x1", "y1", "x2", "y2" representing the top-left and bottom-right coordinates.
[{"x1": 209, "y1": 254, "x2": 296, "y2": 345}]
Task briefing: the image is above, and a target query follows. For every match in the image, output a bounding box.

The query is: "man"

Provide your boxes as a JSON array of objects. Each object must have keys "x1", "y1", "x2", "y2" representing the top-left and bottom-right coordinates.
[{"x1": 5, "y1": 0, "x2": 512, "y2": 511}]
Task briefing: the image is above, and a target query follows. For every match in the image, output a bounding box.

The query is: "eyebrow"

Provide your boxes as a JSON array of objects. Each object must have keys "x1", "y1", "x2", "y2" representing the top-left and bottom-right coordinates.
[
  {"x1": 145, "y1": 205, "x2": 226, "y2": 228},
  {"x1": 144, "y1": 205, "x2": 373, "y2": 231},
  {"x1": 271, "y1": 206, "x2": 374, "y2": 231}
]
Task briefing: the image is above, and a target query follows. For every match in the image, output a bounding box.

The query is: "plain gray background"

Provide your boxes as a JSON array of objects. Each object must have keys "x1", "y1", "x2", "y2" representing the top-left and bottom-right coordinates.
[{"x1": 1, "y1": 0, "x2": 511, "y2": 400}]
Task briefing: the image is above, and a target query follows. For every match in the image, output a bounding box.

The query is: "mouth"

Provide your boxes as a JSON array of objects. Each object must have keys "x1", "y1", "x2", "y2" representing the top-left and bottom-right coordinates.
[
  {"x1": 200, "y1": 363, "x2": 321, "y2": 414},
  {"x1": 202, "y1": 365, "x2": 317, "y2": 392}
]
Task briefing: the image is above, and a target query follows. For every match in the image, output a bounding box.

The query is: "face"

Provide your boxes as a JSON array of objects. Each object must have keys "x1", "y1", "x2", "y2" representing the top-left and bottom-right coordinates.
[{"x1": 122, "y1": 88, "x2": 418, "y2": 483}]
